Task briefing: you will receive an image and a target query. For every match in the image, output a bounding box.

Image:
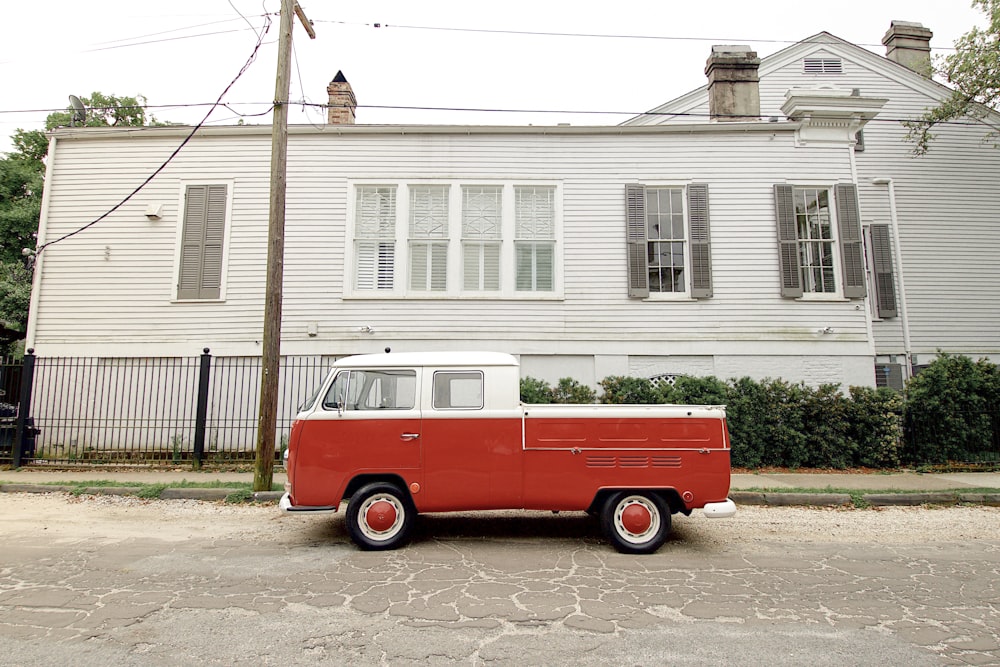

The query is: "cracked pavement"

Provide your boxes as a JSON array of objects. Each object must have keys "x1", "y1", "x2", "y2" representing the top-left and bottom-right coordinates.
[{"x1": 1, "y1": 494, "x2": 998, "y2": 665}]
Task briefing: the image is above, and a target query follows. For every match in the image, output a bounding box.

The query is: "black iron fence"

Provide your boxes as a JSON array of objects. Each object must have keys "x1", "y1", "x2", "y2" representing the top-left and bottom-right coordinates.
[
  {"x1": 1, "y1": 350, "x2": 336, "y2": 466},
  {"x1": 3, "y1": 350, "x2": 999, "y2": 469}
]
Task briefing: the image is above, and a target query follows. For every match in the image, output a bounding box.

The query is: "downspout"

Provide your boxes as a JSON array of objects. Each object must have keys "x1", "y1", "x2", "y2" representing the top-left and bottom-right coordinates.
[
  {"x1": 871, "y1": 178, "x2": 913, "y2": 379},
  {"x1": 848, "y1": 144, "x2": 877, "y2": 362}
]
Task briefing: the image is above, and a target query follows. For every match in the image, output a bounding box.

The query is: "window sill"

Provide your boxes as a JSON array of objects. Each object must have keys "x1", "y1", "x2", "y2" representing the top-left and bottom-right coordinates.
[
  {"x1": 641, "y1": 294, "x2": 698, "y2": 302},
  {"x1": 795, "y1": 294, "x2": 848, "y2": 302},
  {"x1": 171, "y1": 298, "x2": 226, "y2": 304},
  {"x1": 344, "y1": 293, "x2": 565, "y2": 301}
]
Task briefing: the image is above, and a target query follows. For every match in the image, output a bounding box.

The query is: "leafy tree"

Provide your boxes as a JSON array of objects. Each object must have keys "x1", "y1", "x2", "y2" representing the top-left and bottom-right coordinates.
[
  {"x1": 0, "y1": 92, "x2": 157, "y2": 352},
  {"x1": 906, "y1": 0, "x2": 1000, "y2": 153},
  {"x1": 45, "y1": 92, "x2": 154, "y2": 133}
]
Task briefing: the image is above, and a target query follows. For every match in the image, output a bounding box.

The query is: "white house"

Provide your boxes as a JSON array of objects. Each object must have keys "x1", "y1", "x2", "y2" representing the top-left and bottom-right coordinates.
[
  {"x1": 28, "y1": 54, "x2": 889, "y2": 391},
  {"x1": 626, "y1": 21, "x2": 1000, "y2": 388}
]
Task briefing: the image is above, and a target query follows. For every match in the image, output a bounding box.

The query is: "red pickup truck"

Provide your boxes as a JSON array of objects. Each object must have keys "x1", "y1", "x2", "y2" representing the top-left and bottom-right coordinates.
[{"x1": 280, "y1": 351, "x2": 735, "y2": 554}]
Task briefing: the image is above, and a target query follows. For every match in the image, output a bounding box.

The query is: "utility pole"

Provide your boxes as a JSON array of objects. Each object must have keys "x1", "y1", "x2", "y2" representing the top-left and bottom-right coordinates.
[{"x1": 254, "y1": 0, "x2": 315, "y2": 492}]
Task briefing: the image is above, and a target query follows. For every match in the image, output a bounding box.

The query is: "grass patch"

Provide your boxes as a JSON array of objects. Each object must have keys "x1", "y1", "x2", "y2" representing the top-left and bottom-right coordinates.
[
  {"x1": 0, "y1": 478, "x2": 283, "y2": 502},
  {"x1": 737, "y1": 485, "x2": 999, "y2": 509},
  {"x1": 739, "y1": 485, "x2": 1000, "y2": 494},
  {"x1": 137, "y1": 484, "x2": 168, "y2": 499},
  {"x1": 224, "y1": 488, "x2": 254, "y2": 504}
]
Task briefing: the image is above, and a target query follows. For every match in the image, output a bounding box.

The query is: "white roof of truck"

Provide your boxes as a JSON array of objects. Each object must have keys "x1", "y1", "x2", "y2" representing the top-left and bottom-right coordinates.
[{"x1": 332, "y1": 351, "x2": 519, "y2": 369}]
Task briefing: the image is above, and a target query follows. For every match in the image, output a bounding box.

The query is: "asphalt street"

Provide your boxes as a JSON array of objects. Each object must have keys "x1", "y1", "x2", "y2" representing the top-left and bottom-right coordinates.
[{"x1": 0, "y1": 492, "x2": 998, "y2": 665}]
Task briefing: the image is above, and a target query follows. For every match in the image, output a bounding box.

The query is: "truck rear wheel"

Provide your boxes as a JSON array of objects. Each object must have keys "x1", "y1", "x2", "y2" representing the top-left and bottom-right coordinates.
[
  {"x1": 346, "y1": 482, "x2": 415, "y2": 550},
  {"x1": 600, "y1": 491, "x2": 671, "y2": 554}
]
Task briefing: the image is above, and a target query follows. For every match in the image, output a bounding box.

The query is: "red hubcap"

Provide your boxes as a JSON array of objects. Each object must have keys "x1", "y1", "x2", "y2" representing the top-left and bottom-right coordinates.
[
  {"x1": 621, "y1": 503, "x2": 652, "y2": 534},
  {"x1": 365, "y1": 500, "x2": 398, "y2": 532}
]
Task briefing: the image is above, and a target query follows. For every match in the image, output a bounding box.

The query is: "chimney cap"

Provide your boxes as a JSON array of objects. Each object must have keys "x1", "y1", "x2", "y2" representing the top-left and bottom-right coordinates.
[
  {"x1": 882, "y1": 20, "x2": 933, "y2": 45},
  {"x1": 710, "y1": 44, "x2": 756, "y2": 56},
  {"x1": 332, "y1": 70, "x2": 348, "y2": 84}
]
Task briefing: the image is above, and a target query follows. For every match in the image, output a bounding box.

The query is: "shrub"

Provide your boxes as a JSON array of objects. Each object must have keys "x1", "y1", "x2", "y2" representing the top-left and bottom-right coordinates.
[
  {"x1": 726, "y1": 377, "x2": 808, "y2": 468},
  {"x1": 663, "y1": 375, "x2": 729, "y2": 406},
  {"x1": 520, "y1": 376, "x2": 554, "y2": 404},
  {"x1": 599, "y1": 376, "x2": 659, "y2": 404},
  {"x1": 552, "y1": 377, "x2": 596, "y2": 404},
  {"x1": 903, "y1": 353, "x2": 999, "y2": 464},
  {"x1": 800, "y1": 383, "x2": 853, "y2": 468},
  {"x1": 848, "y1": 386, "x2": 904, "y2": 468}
]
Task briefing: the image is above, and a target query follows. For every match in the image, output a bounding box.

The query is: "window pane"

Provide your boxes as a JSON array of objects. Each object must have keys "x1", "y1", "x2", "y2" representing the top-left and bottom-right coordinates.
[
  {"x1": 463, "y1": 242, "x2": 501, "y2": 291},
  {"x1": 462, "y1": 186, "x2": 502, "y2": 239},
  {"x1": 409, "y1": 241, "x2": 447, "y2": 291},
  {"x1": 356, "y1": 186, "x2": 396, "y2": 238},
  {"x1": 433, "y1": 371, "x2": 484, "y2": 409},
  {"x1": 410, "y1": 186, "x2": 449, "y2": 238},
  {"x1": 515, "y1": 241, "x2": 554, "y2": 291},
  {"x1": 515, "y1": 186, "x2": 554, "y2": 239}
]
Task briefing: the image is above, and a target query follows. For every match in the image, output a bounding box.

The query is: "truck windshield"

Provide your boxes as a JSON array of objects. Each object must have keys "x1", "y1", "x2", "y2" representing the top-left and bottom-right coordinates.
[{"x1": 323, "y1": 369, "x2": 417, "y2": 410}]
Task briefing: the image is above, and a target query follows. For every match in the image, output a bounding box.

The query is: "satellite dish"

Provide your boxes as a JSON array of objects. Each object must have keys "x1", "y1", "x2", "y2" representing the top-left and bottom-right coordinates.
[{"x1": 68, "y1": 95, "x2": 86, "y2": 126}]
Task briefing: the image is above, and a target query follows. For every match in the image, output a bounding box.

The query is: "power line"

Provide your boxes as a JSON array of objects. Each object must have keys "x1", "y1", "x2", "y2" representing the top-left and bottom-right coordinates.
[
  {"x1": 34, "y1": 15, "x2": 274, "y2": 254},
  {"x1": 2, "y1": 99, "x2": 991, "y2": 129},
  {"x1": 312, "y1": 18, "x2": 961, "y2": 52}
]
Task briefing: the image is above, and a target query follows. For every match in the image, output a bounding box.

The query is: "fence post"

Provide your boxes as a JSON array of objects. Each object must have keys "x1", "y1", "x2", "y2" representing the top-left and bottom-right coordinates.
[
  {"x1": 193, "y1": 348, "x2": 212, "y2": 469},
  {"x1": 12, "y1": 348, "x2": 36, "y2": 469}
]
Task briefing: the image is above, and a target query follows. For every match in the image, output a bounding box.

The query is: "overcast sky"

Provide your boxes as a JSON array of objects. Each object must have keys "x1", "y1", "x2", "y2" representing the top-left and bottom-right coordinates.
[{"x1": 0, "y1": 0, "x2": 988, "y2": 154}]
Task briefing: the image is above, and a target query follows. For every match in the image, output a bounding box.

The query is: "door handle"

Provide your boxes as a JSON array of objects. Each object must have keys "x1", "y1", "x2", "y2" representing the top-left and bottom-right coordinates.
[{"x1": 400, "y1": 433, "x2": 420, "y2": 441}]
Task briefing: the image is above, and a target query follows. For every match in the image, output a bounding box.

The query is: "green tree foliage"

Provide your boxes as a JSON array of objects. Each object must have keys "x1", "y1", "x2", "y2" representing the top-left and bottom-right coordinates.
[
  {"x1": 0, "y1": 92, "x2": 157, "y2": 352},
  {"x1": 906, "y1": 0, "x2": 1000, "y2": 153},
  {"x1": 45, "y1": 92, "x2": 154, "y2": 134}
]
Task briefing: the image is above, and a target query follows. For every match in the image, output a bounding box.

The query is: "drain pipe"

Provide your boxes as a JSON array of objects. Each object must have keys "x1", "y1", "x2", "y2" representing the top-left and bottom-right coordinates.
[{"x1": 871, "y1": 178, "x2": 913, "y2": 379}]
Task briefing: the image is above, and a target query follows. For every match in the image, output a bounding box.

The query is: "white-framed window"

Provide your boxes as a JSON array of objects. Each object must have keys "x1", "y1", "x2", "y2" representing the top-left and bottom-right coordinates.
[
  {"x1": 645, "y1": 187, "x2": 687, "y2": 293},
  {"x1": 354, "y1": 186, "x2": 397, "y2": 291},
  {"x1": 515, "y1": 186, "x2": 555, "y2": 292},
  {"x1": 462, "y1": 186, "x2": 503, "y2": 292},
  {"x1": 408, "y1": 186, "x2": 449, "y2": 292},
  {"x1": 794, "y1": 187, "x2": 836, "y2": 294},
  {"x1": 174, "y1": 181, "x2": 233, "y2": 301},
  {"x1": 346, "y1": 180, "x2": 562, "y2": 299},
  {"x1": 625, "y1": 183, "x2": 712, "y2": 299},
  {"x1": 773, "y1": 183, "x2": 866, "y2": 299}
]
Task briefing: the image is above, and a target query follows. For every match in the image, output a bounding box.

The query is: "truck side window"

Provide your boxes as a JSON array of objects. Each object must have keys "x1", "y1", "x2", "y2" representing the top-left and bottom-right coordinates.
[{"x1": 433, "y1": 371, "x2": 484, "y2": 410}]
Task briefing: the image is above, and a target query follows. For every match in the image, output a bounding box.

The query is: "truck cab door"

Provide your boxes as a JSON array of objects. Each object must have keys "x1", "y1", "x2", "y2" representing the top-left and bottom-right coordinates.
[{"x1": 299, "y1": 368, "x2": 422, "y2": 488}]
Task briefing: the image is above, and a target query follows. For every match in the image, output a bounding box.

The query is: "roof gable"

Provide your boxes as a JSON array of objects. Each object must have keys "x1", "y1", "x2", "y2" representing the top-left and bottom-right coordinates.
[{"x1": 623, "y1": 30, "x2": 972, "y2": 126}]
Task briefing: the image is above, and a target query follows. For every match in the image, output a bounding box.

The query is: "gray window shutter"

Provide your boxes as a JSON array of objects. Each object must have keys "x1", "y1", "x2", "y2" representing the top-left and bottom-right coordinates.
[
  {"x1": 869, "y1": 224, "x2": 897, "y2": 318},
  {"x1": 626, "y1": 184, "x2": 649, "y2": 298},
  {"x1": 835, "y1": 184, "x2": 866, "y2": 299},
  {"x1": 178, "y1": 184, "x2": 226, "y2": 300},
  {"x1": 773, "y1": 184, "x2": 802, "y2": 298},
  {"x1": 687, "y1": 184, "x2": 712, "y2": 298}
]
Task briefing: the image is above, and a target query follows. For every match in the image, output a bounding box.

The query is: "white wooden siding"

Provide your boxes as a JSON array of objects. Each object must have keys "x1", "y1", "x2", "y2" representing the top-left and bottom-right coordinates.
[
  {"x1": 628, "y1": 34, "x2": 1000, "y2": 361},
  {"x1": 31, "y1": 124, "x2": 870, "y2": 385}
]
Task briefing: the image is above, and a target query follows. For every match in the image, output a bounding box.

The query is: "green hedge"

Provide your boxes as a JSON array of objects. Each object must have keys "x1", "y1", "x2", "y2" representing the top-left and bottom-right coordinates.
[{"x1": 521, "y1": 352, "x2": 998, "y2": 469}]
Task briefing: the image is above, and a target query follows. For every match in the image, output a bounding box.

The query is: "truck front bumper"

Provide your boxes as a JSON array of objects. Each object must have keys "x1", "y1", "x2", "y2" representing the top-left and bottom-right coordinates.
[{"x1": 702, "y1": 498, "x2": 737, "y2": 518}]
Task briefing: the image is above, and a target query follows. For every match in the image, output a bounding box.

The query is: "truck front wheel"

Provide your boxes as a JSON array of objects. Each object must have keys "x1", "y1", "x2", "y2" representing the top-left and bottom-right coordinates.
[
  {"x1": 346, "y1": 482, "x2": 415, "y2": 550},
  {"x1": 600, "y1": 492, "x2": 671, "y2": 554}
]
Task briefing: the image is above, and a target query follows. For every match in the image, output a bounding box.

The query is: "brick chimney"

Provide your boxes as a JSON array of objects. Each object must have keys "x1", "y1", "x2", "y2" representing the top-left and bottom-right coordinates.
[
  {"x1": 882, "y1": 21, "x2": 933, "y2": 77},
  {"x1": 706, "y1": 45, "x2": 761, "y2": 121},
  {"x1": 327, "y1": 70, "x2": 356, "y2": 124}
]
